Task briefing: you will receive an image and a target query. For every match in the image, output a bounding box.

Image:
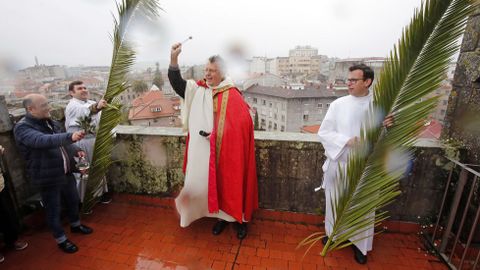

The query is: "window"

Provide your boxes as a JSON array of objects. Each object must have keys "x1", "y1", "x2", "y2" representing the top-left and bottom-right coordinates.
[
  {"x1": 281, "y1": 125, "x2": 285, "y2": 132},
  {"x1": 151, "y1": 107, "x2": 161, "y2": 112},
  {"x1": 317, "y1": 103, "x2": 323, "y2": 108},
  {"x1": 253, "y1": 98, "x2": 258, "y2": 104},
  {"x1": 326, "y1": 103, "x2": 330, "y2": 108},
  {"x1": 274, "y1": 123, "x2": 277, "y2": 130},
  {"x1": 303, "y1": 114, "x2": 309, "y2": 121},
  {"x1": 262, "y1": 99, "x2": 266, "y2": 105},
  {"x1": 269, "y1": 102, "x2": 272, "y2": 108},
  {"x1": 443, "y1": 100, "x2": 448, "y2": 106},
  {"x1": 268, "y1": 121, "x2": 272, "y2": 128}
]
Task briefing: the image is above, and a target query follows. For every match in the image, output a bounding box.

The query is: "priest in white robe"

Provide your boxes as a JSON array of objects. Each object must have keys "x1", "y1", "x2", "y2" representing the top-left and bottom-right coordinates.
[
  {"x1": 317, "y1": 64, "x2": 376, "y2": 264},
  {"x1": 168, "y1": 43, "x2": 258, "y2": 240}
]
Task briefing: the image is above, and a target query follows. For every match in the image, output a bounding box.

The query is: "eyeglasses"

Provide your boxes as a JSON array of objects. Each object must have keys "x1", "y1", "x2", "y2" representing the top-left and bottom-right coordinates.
[{"x1": 347, "y1": 78, "x2": 364, "y2": 84}]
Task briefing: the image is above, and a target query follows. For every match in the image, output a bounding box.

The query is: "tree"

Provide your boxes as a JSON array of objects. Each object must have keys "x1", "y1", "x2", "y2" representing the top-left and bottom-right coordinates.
[
  {"x1": 132, "y1": 79, "x2": 148, "y2": 93},
  {"x1": 152, "y1": 62, "x2": 164, "y2": 89},
  {"x1": 300, "y1": 0, "x2": 475, "y2": 256}
]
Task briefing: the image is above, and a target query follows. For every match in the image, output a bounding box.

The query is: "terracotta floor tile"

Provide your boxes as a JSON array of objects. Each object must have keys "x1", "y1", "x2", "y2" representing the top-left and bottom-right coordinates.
[{"x1": 1, "y1": 194, "x2": 449, "y2": 270}]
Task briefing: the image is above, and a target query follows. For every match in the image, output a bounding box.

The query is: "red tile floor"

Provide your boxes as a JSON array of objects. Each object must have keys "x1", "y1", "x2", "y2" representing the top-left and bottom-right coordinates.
[{"x1": 0, "y1": 194, "x2": 448, "y2": 270}]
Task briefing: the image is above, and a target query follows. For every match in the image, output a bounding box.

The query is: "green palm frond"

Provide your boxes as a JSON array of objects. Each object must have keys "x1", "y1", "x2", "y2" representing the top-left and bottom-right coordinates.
[
  {"x1": 83, "y1": 0, "x2": 160, "y2": 211},
  {"x1": 75, "y1": 115, "x2": 96, "y2": 135},
  {"x1": 299, "y1": 0, "x2": 475, "y2": 256}
]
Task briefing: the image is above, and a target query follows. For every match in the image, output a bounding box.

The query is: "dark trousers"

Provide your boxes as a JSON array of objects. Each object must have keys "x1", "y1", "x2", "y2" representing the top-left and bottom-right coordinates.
[
  {"x1": 40, "y1": 174, "x2": 80, "y2": 243},
  {"x1": 0, "y1": 188, "x2": 19, "y2": 247}
]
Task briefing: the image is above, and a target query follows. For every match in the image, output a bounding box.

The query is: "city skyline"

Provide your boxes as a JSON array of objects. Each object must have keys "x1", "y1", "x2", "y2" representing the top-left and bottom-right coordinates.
[{"x1": 0, "y1": 0, "x2": 425, "y2": 70}]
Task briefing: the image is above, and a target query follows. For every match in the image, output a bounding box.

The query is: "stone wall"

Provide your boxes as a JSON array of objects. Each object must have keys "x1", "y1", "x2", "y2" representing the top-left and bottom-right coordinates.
[
  {"x1": 444, "y1": 6, "x2": 480, "y2": 241},
  {"x1": 108, "y1": 126, "x2": 448, "y2": 222},
  {"x1": 445, "y1": 5, "x2": 480, "y2": 163}
]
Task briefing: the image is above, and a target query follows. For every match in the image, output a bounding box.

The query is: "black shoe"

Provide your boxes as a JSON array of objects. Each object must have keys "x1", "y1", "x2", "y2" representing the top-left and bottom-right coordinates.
[
  {"x1": 58, "y1": 239, "x2": 78, "y2": 254},
  {"x1": 352, "y1": 245, "x2": 367, "y2": 264},
  {"x1": 212, "y1": 220, "x2": 228, "y2": 235},
  {"x1": 71, "y1": 224, "x2": 93, "y2": 235},
  {"x1": 322, "y1": 236, "x2": 329, "y2": 245},
  {"x1": 100, "y1": 193, "x2": 112, "y2": 204},
  {"x1": 234, "y1": 222, "x2": 248, "y2": 240}
]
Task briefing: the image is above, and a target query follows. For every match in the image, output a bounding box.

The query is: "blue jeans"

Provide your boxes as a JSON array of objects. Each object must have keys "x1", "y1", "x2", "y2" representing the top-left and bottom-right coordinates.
[{"x1": 40, "y1": 174, "x2": 81, "y2": 243}]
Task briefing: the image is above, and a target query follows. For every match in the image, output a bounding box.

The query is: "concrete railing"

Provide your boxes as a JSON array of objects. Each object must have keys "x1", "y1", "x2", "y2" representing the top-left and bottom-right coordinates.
[{"x1": 108, "y1": 125, "x2": 447, "y2": 222}]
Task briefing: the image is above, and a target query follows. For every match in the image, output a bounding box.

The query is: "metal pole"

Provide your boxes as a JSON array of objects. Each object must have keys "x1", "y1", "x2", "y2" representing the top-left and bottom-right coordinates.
[
  {"x1": 449, "y1": 175, "x2": 478, "y2": 261},
  {"x1": 472, "y1": 248, "x2": 480, "y2": 269},
  {"x1": 440, "y1": 168, "x2": 468, "y2": 253},
  {"x1": 459, "y1": 199, "x2": 480, "y2": 270},
  {"x1": 433, "y1": 166, "x2": 455, "y2": 242}
]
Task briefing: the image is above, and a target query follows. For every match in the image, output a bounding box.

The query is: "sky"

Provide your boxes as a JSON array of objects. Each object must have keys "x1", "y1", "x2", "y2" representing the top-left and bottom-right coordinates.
[{"x1": 0, "y1": 0, "x2": 425, "y2": 70}]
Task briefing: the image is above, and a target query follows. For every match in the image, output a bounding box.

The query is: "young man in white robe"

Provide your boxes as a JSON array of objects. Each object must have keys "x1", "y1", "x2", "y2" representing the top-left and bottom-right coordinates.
[
  {"x1": 318, "y1": 64, "x2": 382, "y2": 264},
  {"x1": 65, "y1": 81, "x2": 111, "y2": 207}
]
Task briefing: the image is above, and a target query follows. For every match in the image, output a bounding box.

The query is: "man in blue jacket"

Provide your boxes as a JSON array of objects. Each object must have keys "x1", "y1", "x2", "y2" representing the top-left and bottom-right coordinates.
[{"x1": 14, "y1": 94, "x2": 93, "y2": 254}]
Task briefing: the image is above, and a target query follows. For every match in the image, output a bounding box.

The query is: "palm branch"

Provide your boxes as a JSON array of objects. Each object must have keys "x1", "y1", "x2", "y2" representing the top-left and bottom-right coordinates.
[
  {"x1": 75, "y1": 115, "x2": 96, "y2": 135},
  {"x1": 82, "y1": 0, "x2": 160, "y2": 211},
  {"x1": 299, "y1": 0, "x2": 475, "y2": 256}
]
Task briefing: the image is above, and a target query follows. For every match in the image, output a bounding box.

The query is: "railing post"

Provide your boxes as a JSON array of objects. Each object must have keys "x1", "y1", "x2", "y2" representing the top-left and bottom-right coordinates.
[
  {"x1": 440, "y1": 167, "x2": 468, "y2": 253},
  {"x1": 449, "y1": 175, "x2": 478, "y2": 262},
  {"x1": 432, "y1": 166, "x2": 455, "y2": 242},
  {"x1": 459, "y1": 196, "x2": 480, "y2": 270}
]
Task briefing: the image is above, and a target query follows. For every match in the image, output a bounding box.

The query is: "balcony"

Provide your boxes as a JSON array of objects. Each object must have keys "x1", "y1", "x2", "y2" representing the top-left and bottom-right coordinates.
[{"x1": 0, "y1": 124, "x2": 459, "y2": 270}]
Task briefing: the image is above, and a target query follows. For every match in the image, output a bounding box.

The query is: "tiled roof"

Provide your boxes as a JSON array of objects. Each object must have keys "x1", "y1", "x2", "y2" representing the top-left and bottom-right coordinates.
[
  {"x1": 129, "y1": 90, "x2": 180, "y2": 120},
  {"x1": 419, "y1": 119, "x2": 443, "y2": 139},
  {"x1": 301, "y1": 125, "x2": 320, "y2": 134}
]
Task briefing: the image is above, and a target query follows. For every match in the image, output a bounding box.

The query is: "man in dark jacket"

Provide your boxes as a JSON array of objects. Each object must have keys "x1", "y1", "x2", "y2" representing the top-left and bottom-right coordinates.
[{"x1": 14, "y1": 94, "x2": 93, "y2": 254}]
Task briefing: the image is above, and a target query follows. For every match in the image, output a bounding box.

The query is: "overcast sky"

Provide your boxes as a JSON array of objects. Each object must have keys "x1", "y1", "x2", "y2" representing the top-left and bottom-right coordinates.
[{"x1": 0, "y1": 0, "x2": 424, "y2": 69}]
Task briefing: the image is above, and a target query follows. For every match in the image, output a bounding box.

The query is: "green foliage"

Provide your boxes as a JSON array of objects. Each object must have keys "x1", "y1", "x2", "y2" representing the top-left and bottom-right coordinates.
[
  {"x1": 75, "y1": 115, "x2": 96, "y2": 134},
  {"x1": 132, "y1": 79, "x2": 148, "y2": 93},
  {"x1": 153, "y1": 62, "x2": 164, "y2": 89},
  {"x1": 435, "y1": 137, "x2": 465, "y2": 170},
  {"x1": 123, "y1": 137, "x2": 169, "y2": 194},
  {"x1": 300, "y1": 0, "x2": 475, "y2": 256}
]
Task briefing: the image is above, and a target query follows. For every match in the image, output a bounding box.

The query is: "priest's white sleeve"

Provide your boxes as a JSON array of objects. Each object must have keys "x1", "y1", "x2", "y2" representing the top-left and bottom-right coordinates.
[
  {"x1": 180, "y1": 80, "x2": 199, "y2": 132},
  {"x1": 317, "y1": 102, "x2": 350, "y2": 161}
]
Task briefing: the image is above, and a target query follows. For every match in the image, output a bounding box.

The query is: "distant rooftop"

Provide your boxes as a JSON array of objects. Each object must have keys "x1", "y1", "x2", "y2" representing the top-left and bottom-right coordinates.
[
  {"x1": 244, "y1": 85, "x2": 341, "y2": 99},
  {"x1": 336, "y1": 57, "x2": 386, "y2": 63}
]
